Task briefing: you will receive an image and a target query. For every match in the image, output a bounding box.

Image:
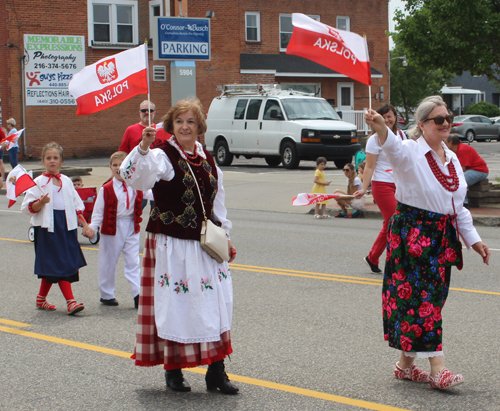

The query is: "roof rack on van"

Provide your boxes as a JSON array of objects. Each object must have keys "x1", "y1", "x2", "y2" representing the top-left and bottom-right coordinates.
[
  {"x1": 285, "y1": 88, "x2": 316, "y2": 97},
  {"x1": 216, "y1": 84, "x2": 282, "y2": 96}
]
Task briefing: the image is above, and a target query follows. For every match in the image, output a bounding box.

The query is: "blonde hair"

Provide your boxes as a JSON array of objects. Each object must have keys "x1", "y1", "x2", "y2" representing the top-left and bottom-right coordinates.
[
  {"x1": 162, "y1": 97, "x2": 207, "y2": 135},
  {"x1": 41, "y1": 142, "x2": 64, "y2": 162},
  {"x1": 408, "y1": 95, "x2": 448, "y2": 140},
  {"x1": 110, "y1": 151, "x2": 127, "y2": 164},
  {"x1": 6, "y1": 118, "x2": 16, "y2": 126}
]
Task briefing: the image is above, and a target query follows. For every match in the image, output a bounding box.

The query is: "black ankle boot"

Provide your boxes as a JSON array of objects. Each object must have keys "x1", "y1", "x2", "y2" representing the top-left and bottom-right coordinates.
[
  {"x1": 165, "y1": 368, "x2": 191, "y2": 392},
  {"x1": 205, "y1": 360, "x2": 239, "y2": 394}
]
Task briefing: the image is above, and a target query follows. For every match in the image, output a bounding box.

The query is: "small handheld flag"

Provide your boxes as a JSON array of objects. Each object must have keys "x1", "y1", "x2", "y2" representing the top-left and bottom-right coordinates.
[{"x1": 6, "y1": 165, "x2": 37, "y2": 208}]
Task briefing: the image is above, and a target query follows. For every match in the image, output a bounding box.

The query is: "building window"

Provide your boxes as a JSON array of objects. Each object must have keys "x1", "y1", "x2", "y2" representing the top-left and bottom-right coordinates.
[
  {"x1": 149, "y1": 0, "x2": 163, "y2": 44},
  {"x1": 337, "y1": 16, "x2": 350, "y2": 31},
  {"x1": 246, "y1": 12, "x2": 260, "y2": 42},
  {"x1": 88, "y1": 0, "x2": 138, "y2": 47},
  {"x1": 280, "y1": 14, "x2": 320, "y2": 51}
]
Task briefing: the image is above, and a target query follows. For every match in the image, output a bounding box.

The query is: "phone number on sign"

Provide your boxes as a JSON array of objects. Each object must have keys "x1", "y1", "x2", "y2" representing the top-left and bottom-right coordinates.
[{"x1": 34, "y1": 99, "x2": 76, "y2": 105}]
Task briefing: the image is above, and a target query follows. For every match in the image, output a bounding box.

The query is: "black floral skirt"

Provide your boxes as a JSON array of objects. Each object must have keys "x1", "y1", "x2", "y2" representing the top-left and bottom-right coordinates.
[{"x1": 383, "y1": 203, "x2": 462, "y2": 353}]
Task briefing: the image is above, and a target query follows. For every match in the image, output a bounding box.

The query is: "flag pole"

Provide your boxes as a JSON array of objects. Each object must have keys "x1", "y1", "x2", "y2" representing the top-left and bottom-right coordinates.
[
  {"x1": 145, "y1": 39, "x2": 151, "y2": 127},
  {"x1": 368, "y1": 85, "x2": 372, "y2": 111}
]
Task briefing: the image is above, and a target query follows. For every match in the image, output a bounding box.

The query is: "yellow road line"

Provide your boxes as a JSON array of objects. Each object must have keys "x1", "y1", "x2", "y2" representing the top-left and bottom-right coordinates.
[
  {"x1": 1, "y1": 237, "x2": 498, "y2": 296},
  {"x1": 0, "y1": 319, "x2": 32, "y2": 327},
  {"x1": 0, "y1": 324, "x2": 408, "y2": 411}
]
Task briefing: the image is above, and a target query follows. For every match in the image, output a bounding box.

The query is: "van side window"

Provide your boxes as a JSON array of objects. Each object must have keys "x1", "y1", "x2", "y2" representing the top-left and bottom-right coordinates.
[
  {"x1": 234, "y1": 99, "x2": 248, "y2": 120},
  {"x1": 246, "y1": 99, "x2": 263, "y2": 120},
  {"x1": 263, "y1": 99, "x2": 282, "y2": 120}
]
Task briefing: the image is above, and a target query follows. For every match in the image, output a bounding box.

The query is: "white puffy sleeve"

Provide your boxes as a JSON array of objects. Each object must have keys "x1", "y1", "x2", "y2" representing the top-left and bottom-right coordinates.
[
  {"x1": 213, "y1": 166, "x2": 232, "y2": 237},
  {"x1": 119, "y1": 146, "x2": 175, "y2": 191}
]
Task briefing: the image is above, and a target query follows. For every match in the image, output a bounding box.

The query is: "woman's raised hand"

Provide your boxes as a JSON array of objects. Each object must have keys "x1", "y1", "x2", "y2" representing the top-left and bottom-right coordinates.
[
  {"x1": 365, "y1": 109, "x2": 388, "y2": 142},
  {"x1": 140, "y1": 127, "x2": 156, "y2": 151}
]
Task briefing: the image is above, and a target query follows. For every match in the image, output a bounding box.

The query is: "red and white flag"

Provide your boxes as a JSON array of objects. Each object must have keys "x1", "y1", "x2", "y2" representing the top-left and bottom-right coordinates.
[
  {"x1": 292, "y1": 193, "x2": 347, "y2": 206},
  {"x1": 286, "y1": 13, "x2": 372, "y2": 86},
  {"x1": 0, "y1": 129, "x2": 25, "y2": 150},
  {"x1": 69, "y1": 44, "x2": 149, "y2": 115},
  {"x1": 6, "y1": 165, "x2": 36, "y2": 208}
]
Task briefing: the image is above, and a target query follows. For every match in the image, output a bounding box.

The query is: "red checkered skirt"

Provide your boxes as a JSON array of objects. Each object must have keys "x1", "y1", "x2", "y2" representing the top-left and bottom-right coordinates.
[{"x1": 132, "y1": 233, "x2": 233, "y2": 370}]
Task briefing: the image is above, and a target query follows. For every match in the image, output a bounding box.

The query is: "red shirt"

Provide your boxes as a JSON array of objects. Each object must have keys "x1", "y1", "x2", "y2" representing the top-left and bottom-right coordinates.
[
  {"x1": 118, "y1": 122, "x2": 171, "y2": 153},
  {"x1": 456, "y1": 143, "x2": 489, "y2": 173}
]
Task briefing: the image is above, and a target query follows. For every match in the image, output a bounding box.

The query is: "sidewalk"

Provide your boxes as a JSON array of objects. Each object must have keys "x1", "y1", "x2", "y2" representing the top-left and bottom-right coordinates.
[{"x1": 2, "y1": 156, "x2": 500, "y2": 227}]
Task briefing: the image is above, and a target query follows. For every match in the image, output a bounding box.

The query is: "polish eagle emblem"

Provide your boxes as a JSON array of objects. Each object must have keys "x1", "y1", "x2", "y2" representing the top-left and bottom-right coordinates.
[{"x1": 96, "y1": 58, "x2": 118, "y2": 84}]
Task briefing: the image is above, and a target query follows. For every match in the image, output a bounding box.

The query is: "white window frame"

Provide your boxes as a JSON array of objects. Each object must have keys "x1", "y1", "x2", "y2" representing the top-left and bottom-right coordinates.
[
  {"x1": 245, "y1": 12, "x2": 261, "y2": 42},
  {"x1": 149, "y1": 0, "x2": 163, "y2": 44},
  {"x1": 280, "y1": 14, "x2": 320, "y2": 52},
  {"x1": 337, "y1": 16, "x2": 350, "y2": 32},
  {"x1": 87, "y1": 0, "x2": 139, "y2": 47}
]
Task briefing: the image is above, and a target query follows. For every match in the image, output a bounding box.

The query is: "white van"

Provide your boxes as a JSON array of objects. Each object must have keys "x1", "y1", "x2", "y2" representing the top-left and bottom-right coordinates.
[{"x1": 205, "y1": 84, "x2": 360, "y2": 169}]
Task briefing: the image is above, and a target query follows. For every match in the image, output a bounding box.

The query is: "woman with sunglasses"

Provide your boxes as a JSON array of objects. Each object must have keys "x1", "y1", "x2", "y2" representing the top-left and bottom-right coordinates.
[
  {"x1": 333, "y1": 163, "x2": 365, "y2": 217},
  {"x1": 364, "y1": 95, "x2": 490, "y2": 390},
  {"x1": 354, "y1": 104, "x2": 406, "y2": 273}
]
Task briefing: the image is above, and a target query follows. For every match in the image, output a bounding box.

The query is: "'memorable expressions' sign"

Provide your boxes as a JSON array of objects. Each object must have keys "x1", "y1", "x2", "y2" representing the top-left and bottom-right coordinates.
[
  {"x1": 152, "y1": 17, "x2": 210, "y2": 61},
  {"x1": 24, "y1": 35, "x2": 85, "y2": 106}
]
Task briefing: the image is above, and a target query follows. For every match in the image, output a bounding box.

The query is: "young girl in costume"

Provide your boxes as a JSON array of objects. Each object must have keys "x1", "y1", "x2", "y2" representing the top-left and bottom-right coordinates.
[
  {"x1": 21, "y1": 142, "x2": 88, "y2": 315},
  {"x1": 311, "y1": 157, "x2": 331, "y2": 218},
  {"x1": 334, "y1": 163, "x2": 365, "y2": 218}
]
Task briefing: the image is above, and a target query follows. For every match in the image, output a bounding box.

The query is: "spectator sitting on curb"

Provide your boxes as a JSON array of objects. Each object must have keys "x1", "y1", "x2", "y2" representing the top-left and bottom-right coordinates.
[{"x1": 444, "y1": 134, "x2": 489, "y2": 207}]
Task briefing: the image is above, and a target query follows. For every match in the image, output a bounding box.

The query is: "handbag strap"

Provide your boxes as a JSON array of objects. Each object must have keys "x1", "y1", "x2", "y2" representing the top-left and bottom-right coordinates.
[{"x1": 185, "y1": 160, "x2": 208, "y2": 222}]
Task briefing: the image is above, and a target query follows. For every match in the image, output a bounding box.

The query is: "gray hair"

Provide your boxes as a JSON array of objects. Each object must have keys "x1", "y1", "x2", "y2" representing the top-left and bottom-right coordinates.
[
  {"x1": 407, "y1": 96, "x2": 448, "y2": 140},
  {"x1": 140, "y1": 100, "x2": 155, "y2": 110}
]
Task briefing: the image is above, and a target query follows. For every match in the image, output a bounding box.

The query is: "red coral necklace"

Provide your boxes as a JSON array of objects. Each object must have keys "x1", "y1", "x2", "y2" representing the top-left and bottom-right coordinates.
[
  {"x1": 175, "y1": 138, "x2": 202, "y2": 166},
  {"x1": 425, "y1": 151, "x2": 459, "y2": 192}
]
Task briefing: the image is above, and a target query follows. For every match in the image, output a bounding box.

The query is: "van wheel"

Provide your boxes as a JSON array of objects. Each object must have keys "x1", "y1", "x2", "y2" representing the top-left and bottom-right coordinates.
[
  {"x1": 265, "y1": 156, "x2": 282, "y2": 167},
  {"x1": 281, "y1": 142, "x2": 300, "y2": 169},
  {"x1": 214, "y1": 140, "x2": 233, "y2": 166}
]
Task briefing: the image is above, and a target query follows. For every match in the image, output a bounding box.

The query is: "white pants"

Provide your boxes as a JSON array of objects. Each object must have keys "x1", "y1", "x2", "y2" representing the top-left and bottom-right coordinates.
[{"x1": 98, "y1": 218, "x2": 140, "y2": 300}]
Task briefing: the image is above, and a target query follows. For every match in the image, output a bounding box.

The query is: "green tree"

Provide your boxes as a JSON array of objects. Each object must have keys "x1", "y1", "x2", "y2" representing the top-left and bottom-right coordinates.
[
  {"x1": 394, "y1": 0, "x2": 500, "y2": 85},
  {"x1": 390, "y1": 44, "x2": 451, "y2": 122}
]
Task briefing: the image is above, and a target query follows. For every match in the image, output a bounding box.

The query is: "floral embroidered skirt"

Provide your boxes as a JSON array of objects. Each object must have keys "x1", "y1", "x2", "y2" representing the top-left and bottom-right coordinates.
[
  {"x1": 132, "y1": 233, "x2": 233, "y2": 370},
  {"x1": 383, "y1": 203, "x2": 462, "y2": 353}
]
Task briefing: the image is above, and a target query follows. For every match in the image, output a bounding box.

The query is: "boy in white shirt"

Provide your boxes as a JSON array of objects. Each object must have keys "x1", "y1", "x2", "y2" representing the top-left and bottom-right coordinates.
[{"x1": 84, "y1": 152, "x2": 143, "y2": 308}]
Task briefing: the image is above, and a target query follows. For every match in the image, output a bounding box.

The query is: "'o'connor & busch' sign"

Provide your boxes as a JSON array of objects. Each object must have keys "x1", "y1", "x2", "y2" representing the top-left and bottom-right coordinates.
[
  {"x1": 24, "y1": 34, "x2": 85, "y2": 106},
  {"x1": 152, "y1": 17, "x2": 210, "y2": 61}
]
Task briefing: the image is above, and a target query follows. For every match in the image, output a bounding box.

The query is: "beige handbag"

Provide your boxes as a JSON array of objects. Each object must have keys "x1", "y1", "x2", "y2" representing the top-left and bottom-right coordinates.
[{"x1": 186, "y1": 161, "x2": 229, "y2": 263}]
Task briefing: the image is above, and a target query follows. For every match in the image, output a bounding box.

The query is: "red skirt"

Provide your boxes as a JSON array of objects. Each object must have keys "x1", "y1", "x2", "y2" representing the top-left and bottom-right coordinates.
[{"x1": 132, "y1": 233, "x2": 233, "y2": 370}]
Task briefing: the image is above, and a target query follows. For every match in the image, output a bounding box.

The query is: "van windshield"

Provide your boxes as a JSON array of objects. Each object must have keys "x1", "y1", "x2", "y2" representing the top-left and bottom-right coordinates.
[{"x1": 281, "y1": 98, "x2": 341, "y2": 121}]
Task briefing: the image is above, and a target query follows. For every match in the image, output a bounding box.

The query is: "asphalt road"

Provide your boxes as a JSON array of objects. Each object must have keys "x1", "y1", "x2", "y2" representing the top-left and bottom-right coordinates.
[{"x1": 1, "y1": 179, "x2": 499, "y2": 410}]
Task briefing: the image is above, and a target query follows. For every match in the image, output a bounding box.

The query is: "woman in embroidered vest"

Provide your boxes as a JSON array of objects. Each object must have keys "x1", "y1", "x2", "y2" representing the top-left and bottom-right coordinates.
[
  {"x1": 120, "y1": 98, "x2": 238, "y2": 394},
  {"x1": 364, "y1": 96, "x2": 490, "y2": 390}
]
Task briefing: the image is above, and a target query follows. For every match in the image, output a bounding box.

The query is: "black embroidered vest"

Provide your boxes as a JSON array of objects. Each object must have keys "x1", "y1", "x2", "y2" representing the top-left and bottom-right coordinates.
[{"x1": 146, "y1": 142, "x2": 219, "y2": 240}]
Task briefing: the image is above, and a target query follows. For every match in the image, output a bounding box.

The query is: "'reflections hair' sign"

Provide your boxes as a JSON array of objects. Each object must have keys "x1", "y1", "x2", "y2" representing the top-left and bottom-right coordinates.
[
  {"x1": 152, "y1": 17, "x2": 210, "y2": 61},
  {"x1": 24, "y1": 34, "x2": 86, "y2": 106}
]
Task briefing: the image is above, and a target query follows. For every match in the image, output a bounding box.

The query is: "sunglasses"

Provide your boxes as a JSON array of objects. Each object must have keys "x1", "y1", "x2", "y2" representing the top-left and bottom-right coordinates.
[
  {"x1": 343, "y1": 168, "x2": 351, "y2": 172},
  {"x1": 423, "y1": 114, "x2": 454, "y2": 125},
  {"x1": 140, "y1": 109, "x2": 155, "y2": 113}
]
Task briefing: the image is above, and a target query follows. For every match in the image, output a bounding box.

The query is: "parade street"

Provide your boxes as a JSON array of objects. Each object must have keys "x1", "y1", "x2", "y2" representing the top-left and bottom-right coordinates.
[{"x1": 1, "y1": 153, "x2": 499, "y2": 411}]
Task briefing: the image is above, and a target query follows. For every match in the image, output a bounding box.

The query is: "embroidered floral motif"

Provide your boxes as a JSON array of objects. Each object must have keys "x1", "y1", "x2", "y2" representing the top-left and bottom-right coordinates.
[
  {"x1": 158, "y1": 273, "x2": 171, "y2": 287},
  {"x1": 200, "y1": 276, "x2": 213, "y2": 291},
  {"x1": 202, "y1": 159, "x2": 212, "y2": 173},
  {"x1": 150, "y1": 207, "x2": 175, "y2": 225},
  {"x1": 178, "y1": 158, "x2": 190, "y2": 174},
  {"x1": 120, "y1": 160, "x2": 136, "y2": 180},
  {"x1": 174, "y1": 279, "x2": 189, "y2": 294},
  {"x1": 182, "y1": 188, "x2": 195, "y2": 205},
  {"x1": 209, "y1": 173, "x2": 217, "y2": 189},
  {"x1": 175, "y1": 205, "x2": 197, "y2": 228},
  {"x1": 218, "y1": 268, "x2": 228, "y2": 282}
]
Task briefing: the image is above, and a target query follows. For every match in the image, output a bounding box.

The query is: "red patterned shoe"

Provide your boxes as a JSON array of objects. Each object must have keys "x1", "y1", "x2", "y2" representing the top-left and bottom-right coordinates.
[
  {"x1": 36, "y1": 295, "x2": 56, "y2": 311},
  {"x1": 430, "y1": 368, "x2": 464, "y2": 389},
  {"x1": 67, "y1": 300, "x2": 85, "y2": 315},
  {"x1": 394, "y1": 362, "x2": 431, "y2": 383}
]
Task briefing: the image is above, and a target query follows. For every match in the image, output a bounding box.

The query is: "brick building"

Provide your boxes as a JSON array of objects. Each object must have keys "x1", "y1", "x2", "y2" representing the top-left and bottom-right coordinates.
[{"x1": 0, "y1": 0, "x2": 389, "y2": 159}]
